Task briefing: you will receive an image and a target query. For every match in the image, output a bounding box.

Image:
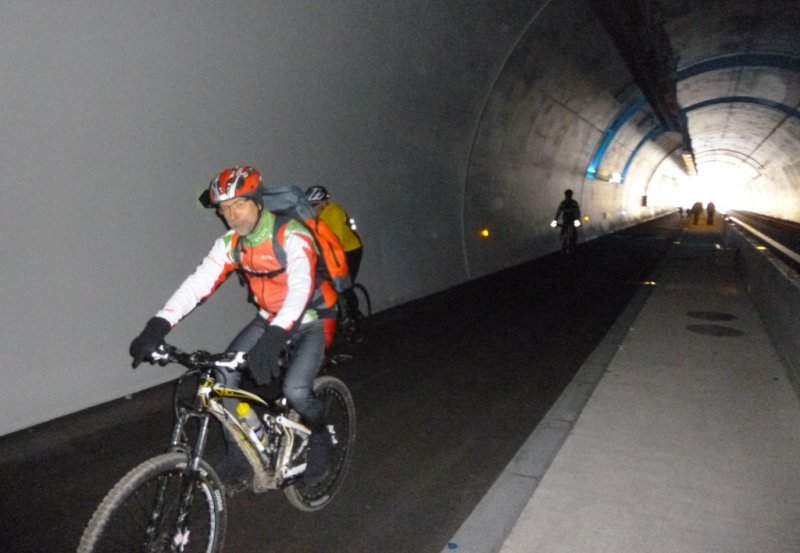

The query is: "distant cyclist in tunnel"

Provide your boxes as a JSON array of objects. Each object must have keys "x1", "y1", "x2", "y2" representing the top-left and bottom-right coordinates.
[
  {"x1": 551, "y1": 189, "x2": 582, "y2": 255},
  {"x1": 551, "y1": 188, "x2": 582, "y2": 231}
]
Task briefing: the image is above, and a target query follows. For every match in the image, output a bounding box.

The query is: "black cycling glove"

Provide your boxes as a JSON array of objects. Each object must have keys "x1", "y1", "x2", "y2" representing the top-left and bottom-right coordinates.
[
  {"x1": 129, "y1": 317, "x2": 171, "y2": 368},
  {"x1": 247, "y1": 326, "x2": 291, "y2": 385}
]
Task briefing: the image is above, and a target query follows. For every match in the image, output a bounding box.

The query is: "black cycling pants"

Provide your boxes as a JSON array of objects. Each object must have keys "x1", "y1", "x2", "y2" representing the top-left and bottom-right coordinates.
[{"x1": 221, "y1": 317, "x2": 327, "y2": 431}]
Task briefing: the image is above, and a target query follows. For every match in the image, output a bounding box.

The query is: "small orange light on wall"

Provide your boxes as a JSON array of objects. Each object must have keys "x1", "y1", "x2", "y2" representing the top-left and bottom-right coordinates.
[{"x1": 480, "y1": 228, "x2": 490, "y2": 238}]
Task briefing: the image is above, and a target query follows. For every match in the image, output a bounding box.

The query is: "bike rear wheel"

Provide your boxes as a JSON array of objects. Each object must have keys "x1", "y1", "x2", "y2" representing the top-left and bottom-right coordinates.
[
  {"x1": 283, "y1": 376, "x2": 356, "y2": 512},
  {"x1": 337, "y1": 283, "x2": 371, "y2": 346},
  {"x1": 352, "y1": 283, "x2": 372, "y2": 317},
  {"x1": 78, "y1": 452, "x2": 227, "y2": 553}
]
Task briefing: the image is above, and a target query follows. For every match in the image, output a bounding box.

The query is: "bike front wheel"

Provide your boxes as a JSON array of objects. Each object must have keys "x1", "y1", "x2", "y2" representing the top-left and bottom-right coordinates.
[
  {"x1": 562, "y1": 227, "x2": 577, "y2": 255},
  {"x1": 284, "y1": 375, "x2": 356, "y2": 512},
  {"x1": 78, "y1": 452, "x2": 227, "y2": 553}
]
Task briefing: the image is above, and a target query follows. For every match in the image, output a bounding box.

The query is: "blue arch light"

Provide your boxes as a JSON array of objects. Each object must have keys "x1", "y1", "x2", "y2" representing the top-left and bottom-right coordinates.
[
  {"x1": 585, "y1": 96, "x2": 646, "y2": 179},
  {"x1": 586, "y1": 53, "x2": 800, "y2": 183},
  {"x1": 618, "y1": 96, "x2": 800, "y2": 182}
]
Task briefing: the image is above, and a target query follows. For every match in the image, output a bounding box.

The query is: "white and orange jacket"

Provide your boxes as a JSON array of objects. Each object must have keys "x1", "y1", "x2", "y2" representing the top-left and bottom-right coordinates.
[{"x1": 156, "y1": 211, "x2": 331, "y2": 332}]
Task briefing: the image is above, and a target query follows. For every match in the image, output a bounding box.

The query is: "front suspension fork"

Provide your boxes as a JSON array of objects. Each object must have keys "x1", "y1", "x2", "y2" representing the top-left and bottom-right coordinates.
[{"x1": 163, "y1": 411, "x2": 213, "y2": 552}]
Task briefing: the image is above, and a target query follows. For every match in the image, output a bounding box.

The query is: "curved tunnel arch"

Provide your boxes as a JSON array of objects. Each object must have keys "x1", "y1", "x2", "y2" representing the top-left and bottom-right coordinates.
[
  {"x1": 462, "y1": 4, "x2": 800, "y2": 279},
  {"x1": 635, "y1": 96, "x2": 799, "y2": 200},
  {"x1": 594, "y1": 54, "x2": 800, "y2": 211}
]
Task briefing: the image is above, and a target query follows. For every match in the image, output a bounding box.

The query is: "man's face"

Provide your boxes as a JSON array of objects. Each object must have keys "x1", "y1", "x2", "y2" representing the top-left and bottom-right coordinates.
[
  {"x1": 217, "y1": 197, "x2": 260, "y2": 235},
  {"x1": 311, "y1": 201, "x2": 324, "y2": 216}
]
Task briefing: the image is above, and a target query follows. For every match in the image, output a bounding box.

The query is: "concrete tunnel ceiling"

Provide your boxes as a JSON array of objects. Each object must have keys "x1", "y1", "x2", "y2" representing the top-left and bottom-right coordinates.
[{"x1": 462, "y1": 0, "x2": 800, "y2": 278}]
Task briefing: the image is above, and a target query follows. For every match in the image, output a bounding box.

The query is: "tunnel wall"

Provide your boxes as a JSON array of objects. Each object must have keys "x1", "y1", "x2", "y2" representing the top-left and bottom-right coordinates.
[
  {"x1": 0, "y1": 1, "x2": 550, "y2": 435},
  {"x1": 463, "y1": 0, "x2": 666, "y2": 278},
  {"x1": 2, "y1": 0, "x2": 675, "y2": 435},
  {"x1": 3, "y1": 0, "x2": 667, "y2": 437},
  {"x1": 723, "y1": 225, "x2": 800, "y2": 398}
]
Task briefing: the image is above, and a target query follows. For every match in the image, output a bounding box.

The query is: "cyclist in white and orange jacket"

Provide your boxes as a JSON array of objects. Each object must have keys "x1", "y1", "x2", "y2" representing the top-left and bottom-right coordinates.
[{"x1": 130, "y1": 166, "x2": 335, "y2": 487}]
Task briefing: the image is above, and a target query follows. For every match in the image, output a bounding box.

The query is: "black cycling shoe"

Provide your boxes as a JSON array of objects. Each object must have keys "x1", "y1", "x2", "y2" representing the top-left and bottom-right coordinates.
[{"x1": 304, "y1": 430, "x2": 332, "y2": 486}]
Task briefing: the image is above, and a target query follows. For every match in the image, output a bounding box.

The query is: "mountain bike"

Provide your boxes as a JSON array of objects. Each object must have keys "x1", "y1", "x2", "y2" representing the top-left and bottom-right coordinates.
[{"x1": 78, "y1": 343, "x2": 356, "y2": 553}]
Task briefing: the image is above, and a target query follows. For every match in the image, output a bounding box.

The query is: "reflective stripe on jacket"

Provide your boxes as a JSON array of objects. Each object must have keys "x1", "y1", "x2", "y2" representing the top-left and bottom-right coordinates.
[{"x1": 319, "y1": 201, "x2": 362, "y2": 252}]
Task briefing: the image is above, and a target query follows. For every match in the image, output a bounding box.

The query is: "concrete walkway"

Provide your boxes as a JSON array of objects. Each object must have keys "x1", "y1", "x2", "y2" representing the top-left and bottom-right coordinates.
[{"x1": 447, "y1": 221, "x2": 800, "y2": 552}]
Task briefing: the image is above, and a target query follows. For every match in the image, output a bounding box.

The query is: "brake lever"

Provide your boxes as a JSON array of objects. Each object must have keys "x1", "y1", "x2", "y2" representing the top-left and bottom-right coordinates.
[
  {"x1": 150, "y1": 345, "x2": 171, "y2": 365},
  {"x1": 214, "y1": 351, "x2": 247, "y2": 371}
]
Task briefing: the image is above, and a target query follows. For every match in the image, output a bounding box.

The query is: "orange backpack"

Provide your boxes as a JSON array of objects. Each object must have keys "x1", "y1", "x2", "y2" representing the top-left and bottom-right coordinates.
[{"x1": 260, "y1": 186, "x2": 352, "y2": 293}]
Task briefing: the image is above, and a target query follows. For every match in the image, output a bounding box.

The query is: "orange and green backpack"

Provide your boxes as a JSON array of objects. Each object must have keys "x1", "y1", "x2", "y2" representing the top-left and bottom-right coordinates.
[{"x1": 256, "y1": 185, "x2": 352, "y2": 294}]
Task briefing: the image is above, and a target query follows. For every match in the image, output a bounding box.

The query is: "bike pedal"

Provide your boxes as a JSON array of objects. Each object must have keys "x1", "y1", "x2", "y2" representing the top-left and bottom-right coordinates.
[
  {"x1": 346, "y1": 334, "x2": 364, "y2": 345},
  {"x1": 223, "y1": 479, "x2": 250, "y2": 497}
]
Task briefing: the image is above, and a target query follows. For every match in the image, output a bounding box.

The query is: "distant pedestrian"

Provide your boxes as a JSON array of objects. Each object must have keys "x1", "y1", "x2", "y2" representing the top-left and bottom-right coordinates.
[
  {"x1": 706, "y1": 201, "x2": 716, "y2": 225},
  {"x1": 691, "y1": 201, "x2": 703, "y2": 225}
]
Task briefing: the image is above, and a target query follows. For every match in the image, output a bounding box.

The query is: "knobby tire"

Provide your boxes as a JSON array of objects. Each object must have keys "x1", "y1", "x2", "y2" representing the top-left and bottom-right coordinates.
[
  {"x1": 78, "y1": 452, "x2": 227, "y2": 553},
  {"x1": 352, "y1": 283, "x2": 372, "y2": 317},
  {"x1": 283, "y1": 376, "x2": 356, "y2": 512}
]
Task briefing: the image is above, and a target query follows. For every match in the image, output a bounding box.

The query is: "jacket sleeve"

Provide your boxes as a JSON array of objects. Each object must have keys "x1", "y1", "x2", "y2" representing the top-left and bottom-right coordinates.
[
  {"x1": 270, "y1": 229, "x2": 317, "y2": 330},
  {"x1": 156, "y1": 235, "x2": 238, "y2": 326}
]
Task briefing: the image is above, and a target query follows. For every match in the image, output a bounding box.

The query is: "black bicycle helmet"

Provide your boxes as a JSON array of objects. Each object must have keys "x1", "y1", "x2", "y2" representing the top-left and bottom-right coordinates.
[{"x1": 305, "y1": 185, "x2": 330, "y2": 204}]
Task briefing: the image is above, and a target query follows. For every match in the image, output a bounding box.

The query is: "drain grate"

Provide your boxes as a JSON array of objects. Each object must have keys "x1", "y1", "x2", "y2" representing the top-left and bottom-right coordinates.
[
  {"x1": 686, "y1": 311, "x2": 737, "y2": 321},
  {"x1": 686, "y1": 324, "x2": 744, "y2": 337}
]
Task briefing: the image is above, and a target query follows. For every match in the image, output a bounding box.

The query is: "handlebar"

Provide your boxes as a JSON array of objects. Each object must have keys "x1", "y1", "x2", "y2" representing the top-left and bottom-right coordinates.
[
  {"x1": 550, "y1": 220, "x2": 581, "y2": 228},
  {"x1": 148, "y1": 344, "x2": 247, "y2": 371}
]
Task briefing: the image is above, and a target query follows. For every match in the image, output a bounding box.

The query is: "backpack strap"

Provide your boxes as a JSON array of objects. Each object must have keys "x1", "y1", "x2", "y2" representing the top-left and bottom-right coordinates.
[
  {"x1": 271, "y1": 212, "x2": 333, "y2": 285},
  {"x1": 271, "y1": 212, "x2": 339, "y2": 320},
  {"x1": 231, "y1": 230, "x2": 287, "y2": 279},
  {"x1": 232, "y1": 214, "x2": 336, "y2": 323},
  {"x1": 230, "y1": 214, "x2": 320, "y2": 280}
]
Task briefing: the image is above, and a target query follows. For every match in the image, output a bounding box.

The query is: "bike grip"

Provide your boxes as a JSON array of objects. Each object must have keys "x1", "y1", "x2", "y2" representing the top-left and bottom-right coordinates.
[{"x1": 131, "y1": 347, "x2": 166, "y2": 369}]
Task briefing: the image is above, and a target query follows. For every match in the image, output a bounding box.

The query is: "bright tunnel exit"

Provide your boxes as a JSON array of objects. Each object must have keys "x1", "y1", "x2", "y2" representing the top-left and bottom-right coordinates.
[
  {"x1": 675, "y1": 162, "x2": 758, "y2": 213},
  {"x1": 647, "y1": 158, "x2": 761, "y2": 214}
]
